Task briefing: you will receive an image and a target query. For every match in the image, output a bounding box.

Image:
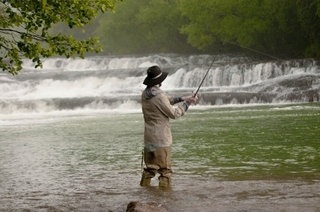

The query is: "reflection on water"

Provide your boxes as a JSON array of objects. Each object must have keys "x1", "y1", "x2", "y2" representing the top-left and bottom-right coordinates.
[{"x1": 0, "y1": 104, "x2": 320, "y2": 211}]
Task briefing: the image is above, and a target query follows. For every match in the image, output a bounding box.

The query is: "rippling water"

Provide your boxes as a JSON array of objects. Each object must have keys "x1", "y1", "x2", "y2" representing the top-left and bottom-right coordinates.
[{"x1": 1, "y1": 104, "x2": 320, "y2": 212}]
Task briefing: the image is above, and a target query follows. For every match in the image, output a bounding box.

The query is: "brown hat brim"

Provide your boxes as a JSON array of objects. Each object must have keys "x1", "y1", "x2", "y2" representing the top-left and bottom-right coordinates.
[{"x1": 143, "y1": 71, "x2": 168, "y2": 86}]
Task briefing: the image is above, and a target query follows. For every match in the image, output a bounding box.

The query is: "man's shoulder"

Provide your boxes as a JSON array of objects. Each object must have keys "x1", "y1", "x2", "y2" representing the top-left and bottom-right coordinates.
[{"x1": 154, "y1": 92, "x2": 168, "y2": 99}]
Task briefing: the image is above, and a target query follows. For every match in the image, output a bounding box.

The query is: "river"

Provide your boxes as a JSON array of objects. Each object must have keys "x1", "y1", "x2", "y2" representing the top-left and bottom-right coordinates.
[{"x1": 0, "y1": 54, "x2": 319, "y2": 211}]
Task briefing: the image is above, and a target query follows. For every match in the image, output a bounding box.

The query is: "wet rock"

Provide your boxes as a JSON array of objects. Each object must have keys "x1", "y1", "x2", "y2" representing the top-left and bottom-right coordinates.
[
  {"x1": 278, "y1": 75, "x2": 315, "y2": 90},
  {"x1": 126, "y1": 201, "x2": 168, "y2": 212},
  {"x1": 278, "y1": 89, "x2": 320, "y2": 102},
  {"x1": 199, "y1": 92, "x2": 276, "y2": 104}
]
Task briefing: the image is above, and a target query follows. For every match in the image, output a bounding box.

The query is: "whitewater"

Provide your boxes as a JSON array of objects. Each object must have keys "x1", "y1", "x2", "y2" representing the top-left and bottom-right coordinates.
[{"x1": 0, "y1": 54, "x2": 319, "y2": 116}]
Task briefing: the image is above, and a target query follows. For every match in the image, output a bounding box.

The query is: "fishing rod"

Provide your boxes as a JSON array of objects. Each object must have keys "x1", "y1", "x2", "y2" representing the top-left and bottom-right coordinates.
[{"x1": 193, "y1": 52, "x2": 220, "y2": 97}]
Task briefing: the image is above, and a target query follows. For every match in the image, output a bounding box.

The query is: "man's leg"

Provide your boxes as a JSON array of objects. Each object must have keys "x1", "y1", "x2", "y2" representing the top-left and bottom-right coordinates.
[
  {"x1": 154, "y1": 147, "x2": 172, "y2": 188},
  {"x1": 140, "y1": 148, "x2": 158, "y2": 186}
]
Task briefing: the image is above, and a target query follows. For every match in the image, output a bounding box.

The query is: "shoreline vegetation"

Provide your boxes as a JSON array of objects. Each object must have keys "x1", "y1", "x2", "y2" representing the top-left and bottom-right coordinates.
[
  {"x1": 2, "y1": 1, "x2": 320, "y2": 76},
  {"x1": 53, "y1": 0, "x2": 320, "y2": 59}
]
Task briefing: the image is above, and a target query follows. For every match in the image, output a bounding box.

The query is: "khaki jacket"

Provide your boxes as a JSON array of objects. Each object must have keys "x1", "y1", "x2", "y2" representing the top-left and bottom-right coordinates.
[{"x1": 142, "y1": 88, "x2": 186, "y2": 149}]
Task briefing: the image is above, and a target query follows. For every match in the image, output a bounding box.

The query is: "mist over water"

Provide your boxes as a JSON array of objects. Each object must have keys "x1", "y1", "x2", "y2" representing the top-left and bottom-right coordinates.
[{"x1": 1, "y1": 54, "x2": 319, "y2": 116}]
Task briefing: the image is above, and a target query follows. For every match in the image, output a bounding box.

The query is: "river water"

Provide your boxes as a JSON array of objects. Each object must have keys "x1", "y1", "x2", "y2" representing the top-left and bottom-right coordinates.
[{"x1": 0, "y1": 54, "x2": 320, "y2": 211}]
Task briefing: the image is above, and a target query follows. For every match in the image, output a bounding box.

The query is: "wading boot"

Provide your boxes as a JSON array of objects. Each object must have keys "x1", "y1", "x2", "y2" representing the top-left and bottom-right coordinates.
[
  {"x1": 140, "y1": 173, "x2": 151, "y2": 187},
  {"x1": 158, "y1": 176, "x2": 171, "y2": 189}
]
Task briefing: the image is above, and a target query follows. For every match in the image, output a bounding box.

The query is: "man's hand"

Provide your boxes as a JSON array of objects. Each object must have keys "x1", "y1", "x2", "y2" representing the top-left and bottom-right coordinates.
[{"x1": 182, "y1": 94, "x2": 200, "y2": 104}]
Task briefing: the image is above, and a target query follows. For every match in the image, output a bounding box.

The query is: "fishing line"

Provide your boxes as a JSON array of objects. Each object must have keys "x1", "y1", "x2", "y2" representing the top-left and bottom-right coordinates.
[
  {"x1": 225, "y1": 40, "x2": 285, "y2": 61},
  {"x1": 192, "y1": 41, "x2": 284, "y2": 97}
]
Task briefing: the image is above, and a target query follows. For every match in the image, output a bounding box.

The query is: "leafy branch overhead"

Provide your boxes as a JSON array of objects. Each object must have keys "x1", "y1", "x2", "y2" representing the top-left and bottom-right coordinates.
[{"x1": 0, "y1": 0, "x2": 122, "y2": 75}]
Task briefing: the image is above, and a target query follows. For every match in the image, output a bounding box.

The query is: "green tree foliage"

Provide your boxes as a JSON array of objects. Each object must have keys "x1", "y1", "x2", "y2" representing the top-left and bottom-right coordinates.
[
  {"x1": 95, "y1": 0, "x2": 149, "y2": 54},
  {"x1": 4, "y1": 0, "x2": 319, "y2": 72},
  {"x1": 0, "y1": 0, "x2": 122, "y2": 75},
  {"x1": 178, "y1": 0, "x2": 320, "y2": 58},
  {"x1": 135, "y1": 0, "x2": 194, "y2": 53},
  {"x1": 296, "y1": 0, "x2": 320, "y2": 57},
  {"x1": 92, "y1": 0, "x2": 320, "y2": 58},
  {"x1": 95, "y1": 0, "x2": 197, "y2": 54}
]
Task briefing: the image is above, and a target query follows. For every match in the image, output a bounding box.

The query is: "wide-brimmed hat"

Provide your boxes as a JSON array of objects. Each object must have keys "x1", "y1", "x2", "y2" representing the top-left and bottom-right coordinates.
[{"x1": 143, "y1": 66, "x2": 168, "y2": 86}]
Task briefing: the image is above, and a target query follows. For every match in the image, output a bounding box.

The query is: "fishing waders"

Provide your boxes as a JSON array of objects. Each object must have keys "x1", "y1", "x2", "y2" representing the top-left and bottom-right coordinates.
[
  {"x1": 159, "y1": 176, "x2": 171, "y2": 188},
  {"x1": 140, "y1": 172, "x2": 151, "y2": 187},
  {"x1": 140, "y1": 146, "x2": 172, "y2": 188}
]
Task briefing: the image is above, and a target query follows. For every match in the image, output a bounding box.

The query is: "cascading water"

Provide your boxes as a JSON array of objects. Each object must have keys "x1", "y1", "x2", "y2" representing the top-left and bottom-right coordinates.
[{"x1": 0, "y1": 54, "x2": 319, "y2": 115}]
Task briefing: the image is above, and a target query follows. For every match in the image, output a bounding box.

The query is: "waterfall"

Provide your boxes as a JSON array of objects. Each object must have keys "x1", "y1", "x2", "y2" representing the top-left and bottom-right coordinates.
[{"x1": 0, "y1": 54, "x2": 319, "y2": 115}]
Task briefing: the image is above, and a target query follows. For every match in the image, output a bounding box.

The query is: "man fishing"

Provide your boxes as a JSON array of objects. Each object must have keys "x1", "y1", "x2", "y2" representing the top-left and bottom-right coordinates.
[{"x1": 140, "y1": 65, "x2": 199, "y2": 189}]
